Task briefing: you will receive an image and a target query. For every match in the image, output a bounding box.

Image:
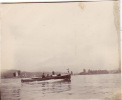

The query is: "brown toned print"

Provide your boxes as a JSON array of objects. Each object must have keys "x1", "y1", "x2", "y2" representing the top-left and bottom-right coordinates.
[{"x1": 0, "y1": 1, "x2": 121, "y2": 100}]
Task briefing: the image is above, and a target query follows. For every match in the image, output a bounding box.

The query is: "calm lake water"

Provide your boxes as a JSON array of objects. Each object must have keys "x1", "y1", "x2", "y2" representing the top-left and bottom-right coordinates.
[{"x1": 1, "y1": 74, "x2": 121, "y2": 100}]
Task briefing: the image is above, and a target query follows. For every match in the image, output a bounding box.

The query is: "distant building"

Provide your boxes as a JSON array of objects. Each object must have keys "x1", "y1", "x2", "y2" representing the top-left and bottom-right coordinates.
[
  {"x1": 1, "y1": 69, "x2": 21, "y2": 78},
  {"x1": 79, "y1": 69, "x2": 109, "y2": 75},
  {"x1": 83, "y1": 69, "x2": 86, "y2": 73}
]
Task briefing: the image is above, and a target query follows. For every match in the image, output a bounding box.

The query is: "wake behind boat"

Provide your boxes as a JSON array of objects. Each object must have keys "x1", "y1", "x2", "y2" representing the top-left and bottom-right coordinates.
[{"x1": 21, "y1": 74, "x2": 71, "y2": 83}]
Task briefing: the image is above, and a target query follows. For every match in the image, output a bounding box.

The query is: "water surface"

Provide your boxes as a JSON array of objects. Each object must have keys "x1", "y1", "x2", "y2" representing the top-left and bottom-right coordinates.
[{"x1": 1, "y1": 74, "x2": 121, "y2": 100}]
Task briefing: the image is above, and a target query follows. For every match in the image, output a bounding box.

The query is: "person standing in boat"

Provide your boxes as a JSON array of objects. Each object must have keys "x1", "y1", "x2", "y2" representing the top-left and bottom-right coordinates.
[
  {"x1": 52, "y1": 71, "x2": 56, "y2": 77},
  {"x1": 67, "y1": 68, "x2": 69, "y2": 74},
  {"x1": 42, "y1": 73, "x2": 45, "y2": 78}
]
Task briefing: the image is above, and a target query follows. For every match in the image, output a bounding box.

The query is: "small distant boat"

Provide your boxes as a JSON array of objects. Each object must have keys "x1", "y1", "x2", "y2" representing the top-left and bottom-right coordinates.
[{"x1": 21, "y1": 74, "x2": 71, "y2": 83}]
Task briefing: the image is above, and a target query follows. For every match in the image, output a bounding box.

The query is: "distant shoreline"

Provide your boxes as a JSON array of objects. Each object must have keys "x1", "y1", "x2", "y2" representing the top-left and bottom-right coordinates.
[{"x1": 1, "y1": 73, "x2": 121, "y2": 79}]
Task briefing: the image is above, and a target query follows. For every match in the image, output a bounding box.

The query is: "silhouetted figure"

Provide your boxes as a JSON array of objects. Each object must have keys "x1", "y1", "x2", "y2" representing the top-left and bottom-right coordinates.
[
  {"x1": 50, "y1": 75, "x2": 52, "y2": 77},
  {"x1": 42, "y1": 73, "x2": 45, "y2": 78},
  {"x1": 57, "y1": 73, "x2": 61, "y2": 76},
  {"x1": 83, "y1": 69, "x2": 86, "y2": 73},
  {"x1": 13, "y1": 73, "x2": 16, "y2": 77},
  {"x1": 67, "y1": 68, "x2": 69, "y2": 73},
  {"x1": 52, "y1": 71, "x2": 55, "y2": 75}
]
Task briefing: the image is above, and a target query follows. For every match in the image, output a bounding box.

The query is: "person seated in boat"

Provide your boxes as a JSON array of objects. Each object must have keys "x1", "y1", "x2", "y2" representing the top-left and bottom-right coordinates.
[
  {"x1": 46, "y1": 74, "x2": 49, "y2": 77},
  {"x1": 50, "y1": 75, "x2": 52, "y2": 77},
  {"x1": 57, "y1": 73, "x2": 61, "y2": 76},
  {"x1": 42, "y1": 73, "x2": 45, "y2": 78},
  {"x1": 52, "y1": 71, "x2": 57, "y2": 77}
]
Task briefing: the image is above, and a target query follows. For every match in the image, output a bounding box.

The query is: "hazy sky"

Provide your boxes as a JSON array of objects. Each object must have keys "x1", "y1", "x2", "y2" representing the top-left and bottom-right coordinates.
[{"x1": 1, "y1": 1, "x2": 120, "y2": 72}]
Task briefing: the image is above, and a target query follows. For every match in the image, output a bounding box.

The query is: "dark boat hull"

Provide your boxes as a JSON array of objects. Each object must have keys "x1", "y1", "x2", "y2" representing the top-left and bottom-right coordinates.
[{"x1": 21, "y1": 74, "x2": 71, "y2": 82}]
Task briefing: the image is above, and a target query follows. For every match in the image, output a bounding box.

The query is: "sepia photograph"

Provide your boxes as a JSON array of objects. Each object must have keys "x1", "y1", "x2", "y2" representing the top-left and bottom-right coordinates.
[{"x1": 0, "y1": 1, "x2": 121, "y2": 100}]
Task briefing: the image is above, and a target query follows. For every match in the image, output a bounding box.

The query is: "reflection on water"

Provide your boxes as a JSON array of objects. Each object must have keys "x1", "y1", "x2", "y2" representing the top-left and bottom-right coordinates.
[
  {"x1": 21, "y1": 80, "x2": 71, "y2": 95},
  {"x1": 20, "y1": 80, "x2": 71, "y2": 100},
  {"x1": 1, "y1": 74, "x2": 121, "y2": 100}
]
